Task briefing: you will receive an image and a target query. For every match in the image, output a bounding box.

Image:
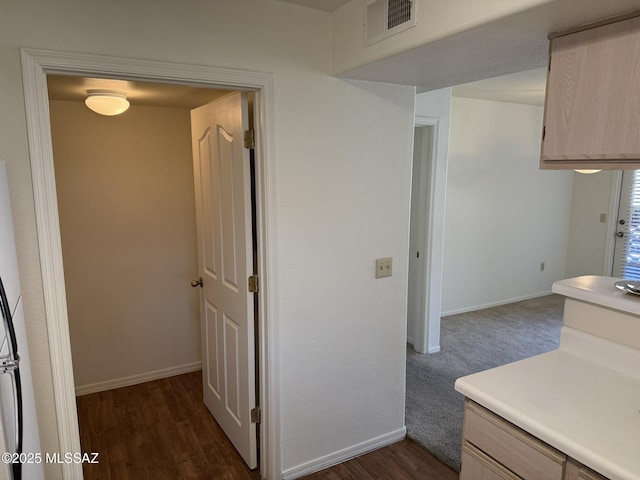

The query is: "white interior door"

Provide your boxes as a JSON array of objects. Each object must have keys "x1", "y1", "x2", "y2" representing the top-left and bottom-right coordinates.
[
  {"x1": 612, "y1": 170, "x2": 640, "y2": 279},
  {"x1": 191, "y1": 92, "x2": 257, "y2": 469}
]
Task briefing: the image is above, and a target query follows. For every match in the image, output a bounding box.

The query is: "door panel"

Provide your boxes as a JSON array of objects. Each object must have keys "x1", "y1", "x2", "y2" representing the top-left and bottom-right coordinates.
[
  {"x1": 191, "y1": 92, "x2": 257, "y2": 469},
  {"x1": 223, "y1": 314, "x2": 241, "y2": 422},
  {"x1": 205, "y1": 301, "x2": 221, "y2": 399},
  {"x1": 219, "y1": 126, "x2": 240, "y2": 291},
  {"x1": 613, "y1": 170, "x2": 640, "y2": 279}
]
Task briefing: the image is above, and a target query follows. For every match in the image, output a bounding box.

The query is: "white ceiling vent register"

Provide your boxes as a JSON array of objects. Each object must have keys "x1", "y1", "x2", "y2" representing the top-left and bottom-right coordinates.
[{"x1": 364, "y1": 0, "x2": 416, "y2": 46}]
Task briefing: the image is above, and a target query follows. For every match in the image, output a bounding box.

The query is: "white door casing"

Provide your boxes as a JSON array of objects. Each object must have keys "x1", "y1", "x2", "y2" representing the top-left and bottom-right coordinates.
[
  {"x1": 191, "y1": 93, "x2": 257, "y2": 468},
  {"x1": 411, "y1": 116, "x2": 444, "y2": 355},
  {"x1": 407, "y1": 126, "x2": 432, "y2": 347},
  {"x1": 20, "y1": 48, "x2": 279, "y2": 479}
]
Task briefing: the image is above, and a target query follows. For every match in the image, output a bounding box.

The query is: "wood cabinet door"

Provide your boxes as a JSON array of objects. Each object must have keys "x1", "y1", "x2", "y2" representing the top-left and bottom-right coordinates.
[
  {"x1": 463, "y1": 401, "x2": 565, "y2": 480},
  {"x1": 542, "y1": 14, "x2": 640, "y2": 168},
  {"x1": 461, "y1": 443, "x2": 523, "y2": 480}
]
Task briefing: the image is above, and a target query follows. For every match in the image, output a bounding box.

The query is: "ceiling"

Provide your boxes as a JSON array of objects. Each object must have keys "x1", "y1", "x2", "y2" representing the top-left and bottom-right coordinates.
[
  {"x1": 278, "y1": 0, "x2": 350, "y2": 12},
  {"x1": 452, "y1": 67, "x2": 547, "y2": 106},
  {"x1": 47, "y1": 75, "x2": 229, "y2": 109},
  {"x1": 338, "y1": 0, "x2": 640, "y2": 93},
  {"x1": 47, "y1": 69, "x2": 547, "y2": 119},
  {"x1": 276, "y1": 0, "x2": 640, "y2": 106},
  {"x1": 48, "y1": 1, "x2": 640, "y2": 109},
  {"x1": 47, "y1": 68, "x2": 547, "y2": 113}
]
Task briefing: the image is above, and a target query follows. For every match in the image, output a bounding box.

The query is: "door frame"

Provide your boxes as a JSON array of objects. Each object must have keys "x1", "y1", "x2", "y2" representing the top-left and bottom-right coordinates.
[
  {"x1": 20, "y1": 48, "x2": 280, "y2": 479},
  {"x1": 608, "y1": 170, "x2": 627, "y2": 275},
  {"x1": 407, "y1": 124, "x2": 432, "y2": 348},
  {"x1": 411, "y1": 115, "x2": 445, "y2": 354}
]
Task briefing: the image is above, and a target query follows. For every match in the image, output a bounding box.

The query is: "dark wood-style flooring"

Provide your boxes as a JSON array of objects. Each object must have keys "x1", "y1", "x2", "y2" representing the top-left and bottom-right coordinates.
[
  {"x1": 299, "y1": 439, "x2": 458, "y2": 480},
  {"x1": 76, "y1": 370, "x2": 259, "y2": 480},
  {"x1": 76, "y1": 371, "x2": 458, "y2": 479}
]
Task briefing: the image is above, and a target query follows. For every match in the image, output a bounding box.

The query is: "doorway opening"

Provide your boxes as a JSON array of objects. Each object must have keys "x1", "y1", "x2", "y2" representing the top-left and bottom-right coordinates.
[
  {"x1": 407, "y1": 125, "x2": 433, "y2": 349},
  {"x1": 406, "y1": 116, "x2": 444, "y2": 355},
  {"x1": 48, "y1": 76, "x2": 261, "y2": 471},
  {"x1": 21, "y1": 48, "x2": 279, "y2": 479}
]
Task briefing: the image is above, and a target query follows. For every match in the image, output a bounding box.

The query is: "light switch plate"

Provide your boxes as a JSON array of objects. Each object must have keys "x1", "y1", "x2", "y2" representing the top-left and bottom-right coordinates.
[{"x1": 375, "y1": 257, "x2": 392, "y2": 279}]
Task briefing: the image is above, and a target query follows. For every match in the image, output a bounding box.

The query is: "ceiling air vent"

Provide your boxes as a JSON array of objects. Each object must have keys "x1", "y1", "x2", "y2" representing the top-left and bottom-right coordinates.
[{"x1": 364, "y1": 0, "x2": 416, "y2": 46}]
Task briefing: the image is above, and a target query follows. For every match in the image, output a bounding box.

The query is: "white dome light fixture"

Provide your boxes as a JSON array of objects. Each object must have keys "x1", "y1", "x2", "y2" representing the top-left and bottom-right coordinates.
[
  {"x1": 574, "y1": 169, "x2": 602, "y2": 174},
  {"x1": 85, "y1": 89, "x2": 130, "y2": 116}
]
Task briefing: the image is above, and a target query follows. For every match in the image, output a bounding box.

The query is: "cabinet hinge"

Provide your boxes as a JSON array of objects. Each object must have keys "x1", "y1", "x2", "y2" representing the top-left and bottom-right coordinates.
[
  {"x1": 244, "y1": 129, "x2": 255, "y2": 149},
  {"x1": 251, "y1": 407, "x2": 261, "y2": 424},
  {"x1": 542, "y1": 126, "x2": 546, "y2": 141},
  {"x1": 248, "y1": 275, "x2": 259, "y2": 293}
]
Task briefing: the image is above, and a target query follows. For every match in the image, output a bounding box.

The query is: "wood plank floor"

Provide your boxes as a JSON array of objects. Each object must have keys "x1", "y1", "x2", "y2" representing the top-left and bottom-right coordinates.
[
  {"x1": 76, "y1": 371, "x2": 458, "y2": 479},
  {"x1": 76, "y1": 370, "x2": 260, "y2": 480},
  {"x1": 300, "y1": 439, "x2": 459, "y2": 480}
]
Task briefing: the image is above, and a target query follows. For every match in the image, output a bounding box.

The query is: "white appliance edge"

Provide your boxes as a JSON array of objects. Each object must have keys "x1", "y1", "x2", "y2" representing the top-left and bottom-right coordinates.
[{"x1": 0, "y1": 161, "x2": 44, "y2": 480}]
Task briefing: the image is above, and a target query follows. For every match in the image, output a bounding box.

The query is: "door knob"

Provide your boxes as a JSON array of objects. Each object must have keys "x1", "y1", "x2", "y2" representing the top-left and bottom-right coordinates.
[
  {"x1": 616, "y1": 231, "x2": 625, "y2": 237},
  {"x1": 191, "y1": 277, "x2": 203, "y2": 288}
]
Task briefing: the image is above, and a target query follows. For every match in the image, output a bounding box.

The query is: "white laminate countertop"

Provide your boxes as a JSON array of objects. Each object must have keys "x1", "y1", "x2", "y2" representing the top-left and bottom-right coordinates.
[
  {"x1": 552, "y1": 275, "x2": 640, "y2": 316},
  {"x1": 455, "y1": 327, "x2": 640, "y2": 480}
]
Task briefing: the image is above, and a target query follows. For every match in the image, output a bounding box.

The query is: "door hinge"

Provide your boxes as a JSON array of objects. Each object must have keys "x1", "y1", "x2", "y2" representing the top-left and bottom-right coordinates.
[
  {"x1": 248, "y1": 275, "x2": 259, "y2": 293},
  {"x1": 251, "y1": 407, "x2": 261, "y2": 424},
  {"x1": 244, "y1": 129, "x2": 255, "y2": 149},
  {"x1": 542, "y1": 125, "x2": 546, "y2": 141}
]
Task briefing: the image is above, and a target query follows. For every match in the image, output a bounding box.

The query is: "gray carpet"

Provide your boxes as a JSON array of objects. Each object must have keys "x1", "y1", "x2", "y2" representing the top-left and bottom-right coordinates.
[{"x1": 405, "y1": 294, "x2": 564, "y2": 472}]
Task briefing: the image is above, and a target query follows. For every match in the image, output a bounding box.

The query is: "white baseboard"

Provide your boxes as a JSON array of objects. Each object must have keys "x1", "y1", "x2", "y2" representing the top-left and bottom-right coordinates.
[
  {"x1": 75, "y1": 361, "x2": 202, "y2": 396},
  {"x1": 442, "y1": 291, "x2": 552, "y2": 317},
  {"x1": 281, "y1": 427, "x2": 406, "y2": 480},
  {"x1": 406, "y1": 341, "x2": 441, "y2": 354}
]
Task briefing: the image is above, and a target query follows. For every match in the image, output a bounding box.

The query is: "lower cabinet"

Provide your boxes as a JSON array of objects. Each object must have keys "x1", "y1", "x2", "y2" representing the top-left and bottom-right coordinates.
[
  {"x1": 461, "y1": 442, "x2": 523, "y2": 480},
  {"x1": 564, "y1": 459, "x2": 608, "y2": 480},
  {"x1": 460, "y1": 400, "x2": 608, "y2": 480}
]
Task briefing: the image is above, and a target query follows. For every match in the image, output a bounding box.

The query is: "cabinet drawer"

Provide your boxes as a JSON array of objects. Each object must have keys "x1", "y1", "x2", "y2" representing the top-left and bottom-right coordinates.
[
  {"x1": 463, "y1": 400, "x2": 566, "y2": 480},
  {"x1": 461, "y1": 442, "x2": 522, "y2": 480}
]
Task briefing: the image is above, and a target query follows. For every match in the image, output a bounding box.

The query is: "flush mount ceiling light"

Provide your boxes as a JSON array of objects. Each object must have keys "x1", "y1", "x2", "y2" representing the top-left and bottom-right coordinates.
[
  {"x1": 574, "y1": 169, "x2": 602, "y2": 174},
  {"x1": 85, "y1": 89, "x2": 130, "y2": 116}
]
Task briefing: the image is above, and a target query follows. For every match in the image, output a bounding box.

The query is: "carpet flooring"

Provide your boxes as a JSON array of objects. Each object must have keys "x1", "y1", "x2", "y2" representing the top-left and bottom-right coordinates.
[{"x1": 405, "y1": 294, "x2": 565, "y2": 472}]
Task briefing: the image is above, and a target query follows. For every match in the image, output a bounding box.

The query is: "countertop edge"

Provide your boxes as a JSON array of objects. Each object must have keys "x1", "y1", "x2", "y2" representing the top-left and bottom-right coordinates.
[
  {"x1": 552, "y1": 275, "x2": 640, "y2": 316},
  {"x1": 454, "y1": 351, "x2": 640, "y2": 480}
]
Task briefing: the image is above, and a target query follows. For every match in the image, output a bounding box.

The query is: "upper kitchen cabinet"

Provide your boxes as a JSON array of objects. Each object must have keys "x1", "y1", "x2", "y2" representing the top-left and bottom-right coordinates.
[{"x1": 541, "y1": 12, "x2": 640, "y2": 170}]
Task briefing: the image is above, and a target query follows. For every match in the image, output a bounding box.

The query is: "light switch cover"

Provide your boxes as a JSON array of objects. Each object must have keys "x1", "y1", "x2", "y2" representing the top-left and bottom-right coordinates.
[{"x1": 375, "y1": 257, "x2": 392, "y2": 278}]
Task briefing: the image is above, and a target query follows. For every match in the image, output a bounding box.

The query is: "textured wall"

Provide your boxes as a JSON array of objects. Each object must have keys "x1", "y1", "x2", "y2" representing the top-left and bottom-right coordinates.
[
  {"x1": 443, "y1": 97, "x2": 573, "y2": 315},
  {"x1": 0, "y1": 1, "x2": 415, "y2": 477}
]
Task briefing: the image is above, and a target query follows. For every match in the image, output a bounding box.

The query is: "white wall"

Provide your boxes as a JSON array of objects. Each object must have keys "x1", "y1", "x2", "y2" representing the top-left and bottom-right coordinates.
[
  {"x1": 0, "y1": 1, "x2": 415, "y2": 478},
  {"x1": 49, "y1": 100, "x2": 201, "y2": 393},
  {"x1": 279, "y1": 79, "x2": 414, "y2": 476},
  {"x1": 442, "y1": 97, "x2": 573, "y2": 315},
  {"x1": 565, "y1": 171, "x2": 618, "y2": 278}
]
